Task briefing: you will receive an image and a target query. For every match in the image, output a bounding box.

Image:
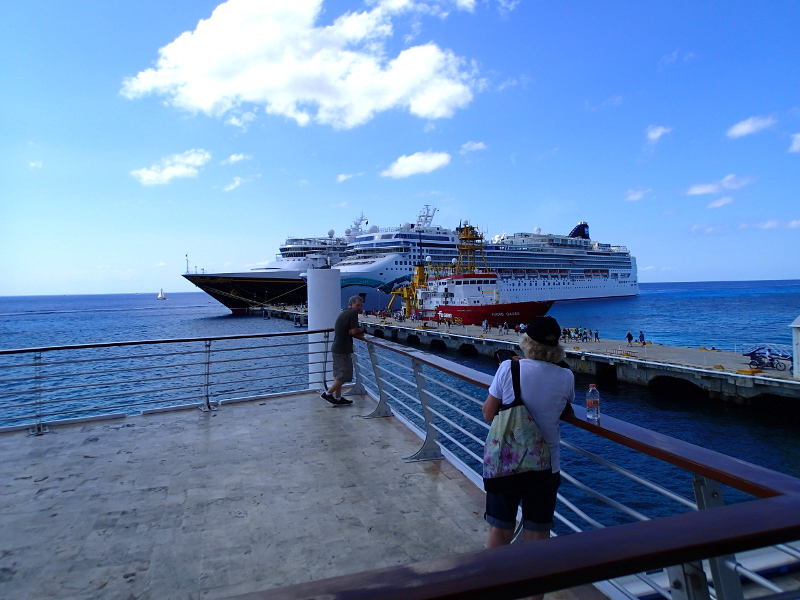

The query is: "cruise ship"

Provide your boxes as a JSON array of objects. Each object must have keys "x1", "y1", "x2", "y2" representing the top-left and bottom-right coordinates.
[
  {"x1": 336, "y1": 206, "x2": 639, "y2": 310},
  {"x1": 182, "y1": 215, "x2": 366, "y2": 313},
  {"x1": 184, "y1": 206, "x2": 638, "y2": 313}
]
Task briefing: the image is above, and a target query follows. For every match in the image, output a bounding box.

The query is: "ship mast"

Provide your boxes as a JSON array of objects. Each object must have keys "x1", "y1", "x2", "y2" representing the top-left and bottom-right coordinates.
[{"x1": 454, "y1": 222, "x2": 487, "y2": 274}]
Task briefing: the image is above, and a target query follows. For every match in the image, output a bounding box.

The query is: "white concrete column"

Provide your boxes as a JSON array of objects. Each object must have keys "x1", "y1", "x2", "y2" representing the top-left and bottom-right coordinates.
[
  {"x1": 792, "y1": 316, "x2": 800, "y2": 379},
  {"x1": 308, "y1": 269, "x2": 342, "y2": 389}
]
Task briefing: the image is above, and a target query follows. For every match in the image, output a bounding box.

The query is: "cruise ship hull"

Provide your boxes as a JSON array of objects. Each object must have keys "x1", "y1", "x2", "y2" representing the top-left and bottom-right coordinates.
[
  {"x1": 183, "y1": 272, "x2": 394, "y2": 314},
  {"x1": 183, "y1": 272, "x2": 309, "y2": 314},
  {"x1": 427, "y1": 300, "x2": 554, "y2": 326}
]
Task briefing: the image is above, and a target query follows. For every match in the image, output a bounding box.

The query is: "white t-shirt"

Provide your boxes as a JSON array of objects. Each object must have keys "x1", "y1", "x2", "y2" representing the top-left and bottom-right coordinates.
[{"x1": 488, "y1": 358, "x2": 575, "y2": 472}]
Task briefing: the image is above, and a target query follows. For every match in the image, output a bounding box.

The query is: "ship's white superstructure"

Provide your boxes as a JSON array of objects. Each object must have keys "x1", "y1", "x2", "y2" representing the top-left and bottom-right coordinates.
[{"x1": 336, "y1": 208, "x2": 639, "y2": 305}]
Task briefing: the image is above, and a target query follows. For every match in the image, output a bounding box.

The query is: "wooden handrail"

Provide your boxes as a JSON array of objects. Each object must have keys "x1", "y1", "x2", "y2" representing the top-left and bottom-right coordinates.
[{"x1": 562, "y1": 410, "x2": 800, "y2": 498}]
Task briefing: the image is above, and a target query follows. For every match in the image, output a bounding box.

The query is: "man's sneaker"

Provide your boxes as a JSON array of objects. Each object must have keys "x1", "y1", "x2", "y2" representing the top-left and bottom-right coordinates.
[
  {"x1": 333, "y1": 397, "x2": 353, "y2": 405},
  {"x1": 320, "y1": 392, "x2": 337, "y2": 404}
]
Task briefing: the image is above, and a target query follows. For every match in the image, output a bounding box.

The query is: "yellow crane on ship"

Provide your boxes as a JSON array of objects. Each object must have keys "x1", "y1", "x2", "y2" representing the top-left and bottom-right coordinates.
[{"x1": 385, "y1": 222, "x2": 488, "y2": 317}]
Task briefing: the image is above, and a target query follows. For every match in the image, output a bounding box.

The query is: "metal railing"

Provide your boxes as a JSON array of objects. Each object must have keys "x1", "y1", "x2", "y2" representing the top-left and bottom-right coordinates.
[
  {"x1": 298, "y1": 334, "x2": 800, "y2": 600},
  {"x1": 0, "y1": 330, "x2": 332, "y2": 433}
]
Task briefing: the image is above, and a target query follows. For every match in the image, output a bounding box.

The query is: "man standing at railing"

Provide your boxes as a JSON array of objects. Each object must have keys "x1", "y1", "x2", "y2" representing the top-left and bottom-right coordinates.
[{"x1": 321, "y1": 295, "x2": 366, "y2": 406}]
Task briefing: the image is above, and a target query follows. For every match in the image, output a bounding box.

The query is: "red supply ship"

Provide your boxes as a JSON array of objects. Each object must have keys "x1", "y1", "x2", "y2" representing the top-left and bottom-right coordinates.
[{"x1": 389, "y1": 222, "x2": 553, "y2": 326}]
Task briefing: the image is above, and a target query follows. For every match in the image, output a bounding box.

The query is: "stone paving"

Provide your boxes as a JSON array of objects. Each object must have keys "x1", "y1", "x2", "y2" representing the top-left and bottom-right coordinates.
[{"x1": 0, "y1": 392, "x2": 492, "y2": 600}]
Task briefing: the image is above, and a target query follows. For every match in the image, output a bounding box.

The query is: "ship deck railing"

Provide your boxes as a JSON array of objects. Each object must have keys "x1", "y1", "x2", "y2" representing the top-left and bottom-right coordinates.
[
  {"x1": 0, "y1": 330, "x2": 332, "y2": 432},
  {"x1": 1, "y1": 332, "x2": 800, "y2": 600}
]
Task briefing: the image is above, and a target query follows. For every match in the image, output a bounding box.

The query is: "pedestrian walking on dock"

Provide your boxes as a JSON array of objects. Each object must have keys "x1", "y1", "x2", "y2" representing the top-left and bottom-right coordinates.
[
  {"x1": 626, "y1": 331, "x2": 634, "y2": 346},
  {"x1": 321, "y1": 295, "x2": 366, "y2": 406},
  {"x1": 594, "y1": 329, "x2": 599, "y2": 342},
  {"x1": 482, "y1": 316, "x2": 574, "y2": 557},
  {"x1": 639, "y1": 331, "x2": 645, "y2": 346}
]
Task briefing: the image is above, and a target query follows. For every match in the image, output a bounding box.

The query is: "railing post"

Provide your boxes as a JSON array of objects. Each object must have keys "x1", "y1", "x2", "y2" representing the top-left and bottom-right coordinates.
[
  {"x1": 28, "y1": 351, "x2": 49, "y2": 436},
  {"x1": 667, "y1": 562, "x2": 711, "y2": 600},
  {"x1": 403, "y1": 358, "x2": 443, "y2": 462},
  {"x1": 349, "y1": 346, "x2": 366, "y2": 396},
  {"x1": 361, "y1": 342, "x2": 393, "y2": 419},
  {"x1": 199, "y1": 340, "x2": 218, "y2": 412},
  {"x1": 692, "y1": 474, "x2": 744, "y2": 600}
]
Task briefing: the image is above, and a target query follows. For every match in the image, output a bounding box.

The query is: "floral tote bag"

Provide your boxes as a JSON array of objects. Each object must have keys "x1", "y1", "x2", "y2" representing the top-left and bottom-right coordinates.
[{"x1": 483, "y1": 360, "x2": 551, "y2": 482}]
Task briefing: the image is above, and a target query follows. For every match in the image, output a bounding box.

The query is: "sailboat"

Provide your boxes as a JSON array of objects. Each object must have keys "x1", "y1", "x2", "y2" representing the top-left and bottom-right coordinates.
[{"x1": 157, "y1": 289, "x2": 166, "y2": 300}]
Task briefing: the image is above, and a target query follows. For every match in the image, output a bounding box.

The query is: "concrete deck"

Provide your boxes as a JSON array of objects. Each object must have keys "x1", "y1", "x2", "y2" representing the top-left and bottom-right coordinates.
[{"x1": 0, "y1": 391, "x2": 495, "y2": 600}]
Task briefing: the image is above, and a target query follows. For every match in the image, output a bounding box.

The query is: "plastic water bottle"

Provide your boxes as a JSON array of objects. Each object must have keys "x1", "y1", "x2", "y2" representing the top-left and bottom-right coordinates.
[{"x1": 586, "y1": 384, "x2": 600, "y2": 423}]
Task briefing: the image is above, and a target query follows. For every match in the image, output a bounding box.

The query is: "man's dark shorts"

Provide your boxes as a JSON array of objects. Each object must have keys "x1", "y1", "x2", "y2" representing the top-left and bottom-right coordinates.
[
  {"x1": 332, "y1": 353, "x2": 353, "y2": 383},
  {"x1": 484, "y1": 471, "x2": 561, "y2": 532}
]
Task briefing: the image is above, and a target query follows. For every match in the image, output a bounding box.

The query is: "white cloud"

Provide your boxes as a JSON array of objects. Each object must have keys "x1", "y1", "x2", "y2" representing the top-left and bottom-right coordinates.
[
  {"x1": 726, "y1": 115, "x2": 777, "y2": 139},
  {"x1": 222, "y1": 153, "x2": 252, "y2": 165},
  {"x1": 337, "y1": 173, "x2": 353, "y2": 183},
  {"x1": 739, "y1": 220, "x2": 780, "y2": 230},
  {"x1": 460, "y1": 141, "x2": 486, "y2": 154},
  {"x1": 224, "y1": 177, "x2": 243, "y2": 192},
  {"x1": 28, "y1": 160, "x2": 43, "y2": 169},
  {"x1": 331, "y1": 201, "x2": 348, "y2": 208},
  {"x1": 756, "y1": 220, "x2": 779, "y2": 229},
  {"x1": 155, "y1": 262, "x2": 167, "y2": 267},
  {"x1": 226, "y1": 111, "x2": 256, "y2": 131},
  {"x1": 691, "y1": 224, "x2": 728, "y2": 234},
  {"x1": 687, "y1": 174, "x2": 751, "y2": 195},
  {"x1": 788, "y1": 220, "x2": 800, "y2": 228},
  {"x1": 789, "y1": 133, "x2": 800, "y2": 153},
  {"x1": 380, "y1": 150, "x2": 451, "y2": 178},
  {"x1": 660, "y1": 49, "x2": 694, "y2": 66},
  {"x1": 496, "y1": 0, "x2": 520, "y2": 12},
  {"x1": 646, "y1": 125, "x2": 672, "y2": 146},
  {"x1": 719, "y1": 174, "x2": 750, "y2": 190},
  {"x1": 121, "y1": 0, "x2": 475, "y2": 130},
  {"x1": 625, "y1": 189, "x2": 650, "y2": 202},
  {"x1": 707, "y1": 196, "x2": 733, "y2": 209},
  {"x1": 130, "y1": 149, "x2": 211, "y2": 186},
  {"x1": 585, "y1": 96, "x2": 623, "y2": 112},
  {"x1": 687, "y1": 183, "x2": 721, "y2": 195}
]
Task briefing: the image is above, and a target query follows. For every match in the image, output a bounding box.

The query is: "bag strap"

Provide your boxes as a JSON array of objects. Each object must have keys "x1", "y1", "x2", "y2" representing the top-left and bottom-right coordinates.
[{"x1": 499, "y1": 359, "x2": 526, "y2": 411}]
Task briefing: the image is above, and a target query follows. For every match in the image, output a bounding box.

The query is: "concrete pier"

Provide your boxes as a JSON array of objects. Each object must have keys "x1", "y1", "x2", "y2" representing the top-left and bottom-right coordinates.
[
  {"x1": 240, "y1": 305, "x2": 308, "y2": 325},
  {"x1": 358, "y1": 316, "x2": 800, "y2": 403}
]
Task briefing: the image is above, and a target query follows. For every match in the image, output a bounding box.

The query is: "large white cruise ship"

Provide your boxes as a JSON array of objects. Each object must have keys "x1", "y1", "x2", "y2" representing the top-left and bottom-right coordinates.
[{"x1": 335, "y1": 206, "x2": 639, "y2": 309}]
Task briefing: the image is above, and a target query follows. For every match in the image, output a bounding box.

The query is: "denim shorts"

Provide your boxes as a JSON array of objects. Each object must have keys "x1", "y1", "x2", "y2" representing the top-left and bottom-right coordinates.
[{"x1": 484, "y1": 471, "x2": 561, "y2": 532}]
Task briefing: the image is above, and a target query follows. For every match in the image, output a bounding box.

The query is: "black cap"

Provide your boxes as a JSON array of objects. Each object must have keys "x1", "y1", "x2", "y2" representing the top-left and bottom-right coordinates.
[{"x1": 525, "y1": 316, "x2": 561, "y2": 346}]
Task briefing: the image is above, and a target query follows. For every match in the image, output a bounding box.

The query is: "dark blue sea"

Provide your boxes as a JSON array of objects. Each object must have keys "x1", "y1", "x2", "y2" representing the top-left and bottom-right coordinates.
[{"x1": 1, "y1": 281, "x2": 799, "y2": 530}]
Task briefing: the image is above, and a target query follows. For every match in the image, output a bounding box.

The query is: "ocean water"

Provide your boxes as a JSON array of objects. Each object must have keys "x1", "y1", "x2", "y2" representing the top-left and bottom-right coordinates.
[
  {"x1": 2, "y1": 280, "x2": 797, "y2": 350},
  {"x1": 1, "y1": 281, "x2": 799, "y2": 529},
  {"x1": 548, "y1": 279, "x2": 800, "y2": 352}
]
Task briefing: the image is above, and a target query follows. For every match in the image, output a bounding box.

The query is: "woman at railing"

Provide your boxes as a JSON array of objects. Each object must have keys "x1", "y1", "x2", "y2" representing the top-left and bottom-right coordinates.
[{"x1": 481, "y1": 316, "x2": 575, "y2": 556}]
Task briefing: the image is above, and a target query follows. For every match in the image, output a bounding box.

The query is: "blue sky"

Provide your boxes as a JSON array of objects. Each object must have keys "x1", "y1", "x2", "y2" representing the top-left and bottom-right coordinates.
[{"x1": 2, "y1": 0, "x2": 799, "y2": 296}]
